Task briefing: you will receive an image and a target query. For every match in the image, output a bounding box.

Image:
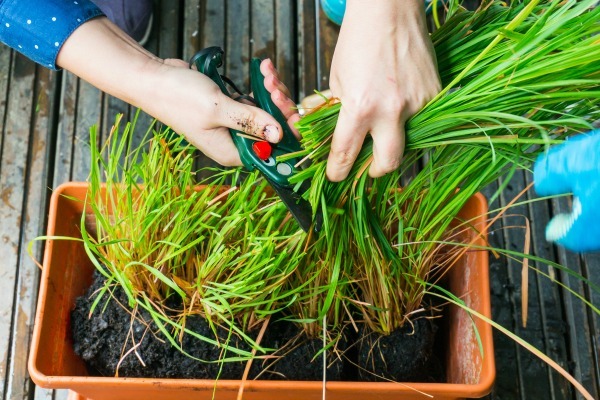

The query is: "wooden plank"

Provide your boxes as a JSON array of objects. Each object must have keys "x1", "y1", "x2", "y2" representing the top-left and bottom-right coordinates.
[
  {"x1": 250, "y1": 1, "x2": 297, "y2": 105},
  {"x1": 482, "y1": 180, "x2": 522, "y2": 399},
  {"x1": 274, "y1": 1, "x2": 297, "y2": 100},
  {"x1": 227, "y1": 0, "x2": 250, "y2": 91},
  {"x1": 0, "y1": 45, "x2": 11, "y2": 398},
  {"x1": 157, "y1": 0, "x2": 181, "y2": 60},
  {"x1": 316, "y1": 2, "x2": 338, "y2": 92},
  {"x1": 52, "y1": 74, "x2": 102, "y2": 185},
  {"x1": 42, "y1": 64, "x2": 81, "y2": 400},
  {"x1": 0, "y1": 51, "x2": 36, "y2": 399},
  {"x1": 53, "y1": 389, "x2": 69, "y2": 400},
  {"x1": 32, "y1": 386, "x2": 53, "y2": 400},
  {"x1": 523, "y1": 171, "x2": 573, "y2": 399},
  {"x1": 52, "y1": 71, "x2": 77, "y2": 186},
  {"x1": 250, "y1": 0, "x2": 275, "y2": 62},
  {"x1": 5, "y1": 64, "x2": 59, "y2": 400},
  {"x1": 182, "y1": 0, "x2": 203, "y2": 62},
  {"x1": 185, "y1": 0, "x2": 229, "y2": 63},
  {"x1": 497, "y1": 171, "x2": 556, "y2": 399},
  {"x1": 582, "y1": 252, "x2": 600, "y2": 396},
  {"x1": 69, "y1": 79, "x2": 103, "y2": 183},
  {"x1": 0, "y1": 59, "x2": 11, "y2": 378},
  {"x1": 0, "y1": 47, "x2": 11, "y2": 172},
  {"x1": 296, "y1": 0, "x2": 318, "y2": 100},
  {"x1": 552, "y1": 196, "x2": 600, "y2": 399}
]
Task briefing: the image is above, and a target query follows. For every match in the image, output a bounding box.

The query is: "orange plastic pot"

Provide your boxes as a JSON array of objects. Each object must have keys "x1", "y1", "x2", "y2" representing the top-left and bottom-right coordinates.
[{"x1": 29, "y1": 182, "x2": 495, "y2": 400}]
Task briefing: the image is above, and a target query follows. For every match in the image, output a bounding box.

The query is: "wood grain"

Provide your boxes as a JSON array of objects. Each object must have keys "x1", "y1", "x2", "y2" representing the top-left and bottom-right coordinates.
[{"x1": 0, "y1": 51, "x2": 37, "y2": 400}]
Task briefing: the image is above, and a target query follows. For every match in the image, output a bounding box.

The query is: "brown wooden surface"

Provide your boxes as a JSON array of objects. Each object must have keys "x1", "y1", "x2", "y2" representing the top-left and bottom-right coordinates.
[{"x1": 0, "y1": 1, "x2": 598, "y2": 399}]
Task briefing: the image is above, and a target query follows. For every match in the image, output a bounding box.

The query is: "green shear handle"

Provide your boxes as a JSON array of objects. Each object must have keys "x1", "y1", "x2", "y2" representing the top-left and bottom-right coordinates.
[{"x1": 189, "y1": 46, "x2": 302, "y2": 188}]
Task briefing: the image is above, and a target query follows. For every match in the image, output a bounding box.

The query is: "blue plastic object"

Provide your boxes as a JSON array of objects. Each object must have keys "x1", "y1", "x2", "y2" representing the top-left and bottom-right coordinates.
[
  {"x1": 534, "y1": 130, "x2": 600, "y2": 252},
  {"x1": 320, "y1": 0, "x2": 346, "y2": 25},
  {"x1": 320, "y1": 0, "x2": 446, "y2": 25}
]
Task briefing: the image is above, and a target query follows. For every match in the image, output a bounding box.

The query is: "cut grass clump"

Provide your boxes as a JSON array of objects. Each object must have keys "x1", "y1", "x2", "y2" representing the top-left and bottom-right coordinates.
[{"x1": 290, "y1": 0, "x2": 600, "y2": 338}]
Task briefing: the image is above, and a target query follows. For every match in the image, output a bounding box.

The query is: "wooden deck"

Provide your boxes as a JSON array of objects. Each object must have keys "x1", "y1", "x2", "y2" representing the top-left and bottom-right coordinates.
[{"x1": 0, "y1": 1, "x2": 598, "y2": 399}]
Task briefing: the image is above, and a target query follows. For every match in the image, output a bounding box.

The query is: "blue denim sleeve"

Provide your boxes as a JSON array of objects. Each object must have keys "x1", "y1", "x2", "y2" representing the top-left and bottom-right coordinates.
[{"x1": 0, "y1": 0, "x2": 104, "y2": 70}]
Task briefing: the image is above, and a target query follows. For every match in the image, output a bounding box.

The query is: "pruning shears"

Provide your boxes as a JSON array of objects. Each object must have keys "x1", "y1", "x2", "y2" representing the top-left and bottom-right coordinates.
[{"x1": 189, "y1": 46, "x2": 321, "y2": 233}]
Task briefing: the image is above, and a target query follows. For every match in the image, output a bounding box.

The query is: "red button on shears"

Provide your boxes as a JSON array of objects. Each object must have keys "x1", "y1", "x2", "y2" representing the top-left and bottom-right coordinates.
[{"x1": 252, "y1": 141, "x2": 272, "y2": 161}]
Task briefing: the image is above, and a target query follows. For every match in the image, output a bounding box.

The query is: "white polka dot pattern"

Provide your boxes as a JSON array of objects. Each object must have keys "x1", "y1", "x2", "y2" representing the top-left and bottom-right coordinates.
[{"x1": 0, "y1": 0, "x2": 104, "y2": 69}]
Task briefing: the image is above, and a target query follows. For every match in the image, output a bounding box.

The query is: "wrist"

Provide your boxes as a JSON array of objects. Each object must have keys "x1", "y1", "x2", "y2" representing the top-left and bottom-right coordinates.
[
  {"x1": 343, "y1": 0, "x2": 428, "y2": 41},
  {"x1": 57, "y1": 17, "x2": 162, "y2": 108},
  {"x1": 345, "y1": 0, "x2": 425, "y2": 22}
]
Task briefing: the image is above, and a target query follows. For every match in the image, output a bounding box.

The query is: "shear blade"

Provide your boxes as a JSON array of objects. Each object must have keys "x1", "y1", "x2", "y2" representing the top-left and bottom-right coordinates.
[{"x1": 265, "y1": 176, "x2": 316, "y2": 233}]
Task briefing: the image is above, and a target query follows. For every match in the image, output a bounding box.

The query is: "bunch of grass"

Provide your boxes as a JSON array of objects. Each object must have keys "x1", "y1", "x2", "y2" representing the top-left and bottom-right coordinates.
[
  {"x1": 289, "y1": 0, "x2": 600, "y2": 336},
  {"x1": 82, "y1": 113, "x2": 307, "y2": 357}
]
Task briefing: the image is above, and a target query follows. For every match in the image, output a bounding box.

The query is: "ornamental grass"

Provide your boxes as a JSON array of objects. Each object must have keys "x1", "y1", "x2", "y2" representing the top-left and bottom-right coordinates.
[
  {"x1": 83, "y1": 115, "x2": 307, "y2": 357},
  {"x1": 289, "y1": 0, "x2": 600, "y2": 336},
  {"x1": 59, "y1": 0, "x2": 600, "y2": 396}
]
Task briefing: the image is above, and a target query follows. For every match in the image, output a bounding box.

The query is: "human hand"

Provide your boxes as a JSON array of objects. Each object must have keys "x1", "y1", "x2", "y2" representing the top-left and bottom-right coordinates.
[
  {"x1": 534, "y1": 130, "x2": 600, "y2": 252},
  {"x1": 144, "y1": 58, "x2": 300, "y2": 166},
  {"x1": 56, "y1": 17, "x2": 300, "y2": 167},
  {"x1": 327, "y1": 0, "x2": 441, "y2": 181}
]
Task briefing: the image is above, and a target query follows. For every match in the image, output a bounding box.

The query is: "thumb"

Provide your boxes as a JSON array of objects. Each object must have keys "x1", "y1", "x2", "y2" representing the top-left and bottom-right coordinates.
[{"x1": 215, "y1": 94, "x2": 283, "y2": 143}]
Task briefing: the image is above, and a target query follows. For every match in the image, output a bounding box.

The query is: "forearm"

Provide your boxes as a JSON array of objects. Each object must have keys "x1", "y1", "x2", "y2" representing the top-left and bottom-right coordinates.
[
  {"x1": 342, "y1": 0, "x2": 431, "y2": 62},
  {"x1": 56, "y1": 17, "x2": 161, "y2": 110},
  {"x1": 0, "y1": 0, "x2": 103, "y2": 69}
]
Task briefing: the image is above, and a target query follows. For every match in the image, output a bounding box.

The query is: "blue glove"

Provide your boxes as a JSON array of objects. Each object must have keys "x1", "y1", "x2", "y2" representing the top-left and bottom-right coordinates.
[{"x1": 534, "y1": 130, "x2": 600, "y2": 252}]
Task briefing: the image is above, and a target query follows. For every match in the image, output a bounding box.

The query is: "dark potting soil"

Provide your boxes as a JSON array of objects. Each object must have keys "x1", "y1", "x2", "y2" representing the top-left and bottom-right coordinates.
[
  {"x1": 248, "y1": 318, "x2": 344, "y2": 381},
  {"x1": 356, "y1": 318, "x2": 444, "y2": 382},
  {"x1": 71, "y1": 272, "x2": 342, "y2": 380},
  {"x1": 71, "y1": 272, "x2": 249, "y2": 378}
]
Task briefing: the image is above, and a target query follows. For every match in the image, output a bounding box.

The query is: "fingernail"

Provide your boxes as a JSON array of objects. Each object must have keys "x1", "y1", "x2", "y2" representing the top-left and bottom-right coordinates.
[{"x1": 264, "y1": 125, "x2": 280, "y2": 142}]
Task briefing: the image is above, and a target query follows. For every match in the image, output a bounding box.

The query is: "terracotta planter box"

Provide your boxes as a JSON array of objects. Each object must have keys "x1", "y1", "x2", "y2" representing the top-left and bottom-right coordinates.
[{"x1": 29, "y1": 182, "x2": 495, "y2": 400}]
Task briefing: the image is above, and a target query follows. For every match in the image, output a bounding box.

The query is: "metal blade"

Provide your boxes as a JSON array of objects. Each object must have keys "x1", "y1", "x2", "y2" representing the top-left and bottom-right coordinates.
[{"x1": 265, "y1": 175, "x2": 319, "y2": 233}]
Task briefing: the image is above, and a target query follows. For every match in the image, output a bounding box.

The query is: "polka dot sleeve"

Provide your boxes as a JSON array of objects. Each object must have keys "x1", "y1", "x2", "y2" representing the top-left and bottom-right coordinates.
[{"x1": 0, "y1": 0, "x2": 104, "y2": 70}]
